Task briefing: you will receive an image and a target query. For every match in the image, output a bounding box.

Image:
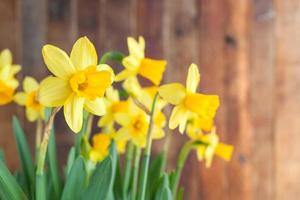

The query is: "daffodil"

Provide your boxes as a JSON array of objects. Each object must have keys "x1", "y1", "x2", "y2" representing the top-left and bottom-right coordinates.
[
  {"x1": 115, "y1": 36, "x2": 166, "y2": 86},
  {"x1": 38, "y1": 36, "x2": 114, "y2": 133},
  {"x1": 190, "y1": 127, "x2": 233, "y2": 168},
  {"x1": 186, "y1": 113, "x2": 214, "y2": 136},
  {"x1": 89, "y1": 131, "x2": 127, "y2": 162},
  {"x1": 97, "y1": 86, "x2": 128, "y2": 130},
  {"x1": 14, "y1": 77, "x2": 45, "y2": 122},
  {"x1": 114, "y1": 99, "x2": 164, "y2": 148},
  {"x1": 0, "y1": 49, "x2": 21, "y2": 105},
  {"x1": 158, "y1": 63, "x2": 220, "y2": 133}
]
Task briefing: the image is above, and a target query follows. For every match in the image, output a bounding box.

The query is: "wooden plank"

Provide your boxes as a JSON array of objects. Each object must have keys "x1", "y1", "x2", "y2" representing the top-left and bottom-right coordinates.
[
  {"x1": 250, "y1": 0, "x2": 275, "y2": 199},
  {"x1": 224, "y1": 1, "x2": 253, "y2": 199},
  {"x1": 0, "y1": 0, "x2": 21, "y2": 170},
  {"x1": 275, "y1": 0, "x2": 300, "y2": 199},
  {"x1": 162, "y1": 0, "x2": 200, "y2": 199},
  {"x1": 197, "y1": 1, "x2": 229, "y2": 199}
]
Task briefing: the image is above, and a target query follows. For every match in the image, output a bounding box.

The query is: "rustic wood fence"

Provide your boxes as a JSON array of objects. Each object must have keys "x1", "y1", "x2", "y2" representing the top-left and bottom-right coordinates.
[{"x1": 0, "y1": 0, "x2": 299, "y2": 199}]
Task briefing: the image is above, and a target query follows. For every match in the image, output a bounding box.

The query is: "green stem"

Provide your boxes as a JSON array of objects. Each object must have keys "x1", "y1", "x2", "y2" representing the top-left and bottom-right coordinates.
[
  {"x1": 85, "y1": 114, "x2": 94, "y2": 140},
  {"x1": 171, "y1": 141, "x2": 194, "y2": 198},
  {"x1": 123, "y1": 142, "x2": 134, "y2": 199},
  {"x1": 131, "y1": 146, "x2": 141, "y2": 200},
  {"x1": 99, "y1": 51, "x2": 125, "y2": 64},
  {"x1": 138, "y1": 92, "x2": 159, "y2": 200},
  {"x1": 36, "y1": 107, "x2": 61, "y2": 175}
]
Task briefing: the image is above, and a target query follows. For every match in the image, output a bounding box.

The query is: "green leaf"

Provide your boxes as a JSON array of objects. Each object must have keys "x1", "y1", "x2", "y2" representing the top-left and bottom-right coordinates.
[
  {"x1": 12, "y1": 116, "x2": 35, "y2": 198},
  {"x1": 176, "y1": 187, "x2": 184, "y2": 200},
  {"x1": 61, "y1": 157, "x2": 86, "y2": 200},
  {"x1": 35, "y1": 173, "x2": 47, "y2": 200},
  {"x1": 147, "y1": 152, "x2": 166, "y2": 199},
  {"x1": 0, "y1": 160, "x2": 27, "y2": 200},
  {"x1": 0, "y1": 149, "x2": 5, "y2": 163},
  {"x1": 65, "y1": 147, "x2": 76, "y2": 177},
  {"x1": 154, "y1": 174, "x2": 172, "y2": 200},
  {"x1": 47, "y1": 128, "x2": 61, "y2": 199},
  {"x1": 107, "y1": 142, "x2": 118, "y2": 199},
  {"x1": 83, "y1": 157, "x2": 113, "y2": 200}
]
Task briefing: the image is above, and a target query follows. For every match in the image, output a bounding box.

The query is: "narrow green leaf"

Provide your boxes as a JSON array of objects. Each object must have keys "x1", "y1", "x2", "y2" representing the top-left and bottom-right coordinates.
[
  {"x1": 83, "y1": 157, "x2": 113, "y2": 200},
  {"x1": 12, "y1": 116, "x2": 35, "y2": 198},
  {"x1": 108, "y1": 142, "x2": 118, "y2": 200},
  {"x1": 47, "y1": 128, "x2": 61, "y2": 199},
  {"x1": 35, "y1": 173, "x2": 47, "y2": 200},
  {"x1": 147, "y1": 152, "x2": 166, "y2": 200},
  {"x1": 176, "y1": 187, "x2": 184, "y2": 200},
  {"x1": 99, "y1": 51, "x2": 124, "y2": 64},
  {"x1": 0, "y1": 160, "x2": 27, "y2": 200},
  {"x1": 61, "y1": 157, "x2": 86, "y2": 200},
  {"x1": 154, "y1": 174, "x2": 172, "y2": 200},
  {"x1": 113, "y1": 159, "x2": 123, "y2": 200},
  {"x1": 65, "y1": 147, "x2": 76, "y2": 177}
]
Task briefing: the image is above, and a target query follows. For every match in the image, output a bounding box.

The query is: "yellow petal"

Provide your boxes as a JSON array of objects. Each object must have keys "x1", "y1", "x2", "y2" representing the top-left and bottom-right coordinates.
[
  {"x1": 14, "y1": 92, "x2": 26, "y2": 105},
  {"x1": 122, "y1": 76, "x2": 142, "y2": 97},
  {"x1": 169, "y1": 105, "x2": 188, "y2": 133},
  {"x1": 64, "y1": 94, "x2": 85, "y2": 133},
  {"x1": 215, "y1": 143, "x2": 234, "y2": 161},
  {"x1": 158, "y1": 83, "x2": 186, "y2": 105},
  {"x1": 0, "y1": 80, "x2": 14, "y2": 105},
  {"x1": 39, "y1": 76, "x2": 72, "y2": 107},
  {"x1": 105, "y1": 86, "x2": 119, "y2": 102},
  {"x1": 84, "y1": 98, "x2": 106, "y2": 116},
  {"x1": 23, "y1": 76, "x2": 39, "y2": 93},
  {"x1": 98, "y1": 114, "x2": 112, "y2": 127},
  {"x1": 138, "y1": 36, "x2": 145, "y2": 50},
  {"x1": 97, "y1": 64, "x2": 115, "y2": 83},
  {"x1": 115, "y1": 127, "x2": 131, "y2": 141},
  {"x1": 26, "y1": 107, "x2": 39, "y2": 122},
  {"x1": 138, "y1": 58, "x2": 166, "y2": 85},
  {"x1": 152, "y1": 126, "x2": 165, "y2": 139},
  {"x1": 115, "y1": 113, "x2": 131, "y2": 126},
  {"x1": 71, "y1": 36, "x2": 98, "y2": 70},
  {"x1": 0, "y1": 49, "x2": 12, "y2": 67},
  {"x1": 115, "y1": 69, "x2": 135, "y2": 82},
  {"x1": 42, "y1": 45, "x2": 76, "y2": 79},
  {"x1": 122, "y1": 55, "x2": 140, "y2": 71},
  {"x1": 127, "y1": 37, "x2": 144, "y2": 59},
  {"x1": 184, "y1": 93, "x2": 220, "y2": 118},
  {"x1": 186, "y1": 63, "x2": 200, "y2": 93},
  {"x1": 179, "y1": 111, "x2": 189, "y2": 133}
]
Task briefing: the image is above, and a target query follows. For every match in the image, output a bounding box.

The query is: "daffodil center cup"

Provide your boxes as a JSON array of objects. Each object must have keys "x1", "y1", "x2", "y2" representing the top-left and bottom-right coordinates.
[
  {"x1": 26, "y1": 91, "x2": 41, "y2": 110},
  {"x1": 0, "y1": 80, "x2": 14, "y2": 105},
  {"x1": 69, "y1": 66, "x2": 112, "y2": 100}
]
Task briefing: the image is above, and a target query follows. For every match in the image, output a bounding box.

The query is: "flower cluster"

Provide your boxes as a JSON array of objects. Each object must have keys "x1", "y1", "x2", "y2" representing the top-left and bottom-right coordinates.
[{"x1": 0, "y1": 36, "x2": 234, "y2": 200}]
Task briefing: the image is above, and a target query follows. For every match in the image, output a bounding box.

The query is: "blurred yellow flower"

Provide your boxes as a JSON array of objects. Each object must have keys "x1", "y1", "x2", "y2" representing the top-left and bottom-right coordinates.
[
  {"x1": 14, "y1": 77, "x2": 45, "y2": 122},
  {"x1": 158, "y1": 63, "x2": 219, "y2": 133},
  {"x1": 190, "y1": 127, "x2": 233, "y2": 168},
  {"x1": 0, "y1": 49, "x2": 21, "y2": 105},
  {"x1": 97, "y1": 86, "x2": 128, "y2": 130},
  {"x1": 114, "y1": 99, "x2": 165, "y2": 148},
  {"x1": 186, "y1": 113, "x2": 214, "y2": 136},
  {"x1": 89, "y1": 131, "x2": 127, "y2": 162},
  {"x1": 115, "y1": 36, "x2": 166, "y2": 86},
  {"x1": 38, "y1": 36, "x2": 114, "y2": 133}
]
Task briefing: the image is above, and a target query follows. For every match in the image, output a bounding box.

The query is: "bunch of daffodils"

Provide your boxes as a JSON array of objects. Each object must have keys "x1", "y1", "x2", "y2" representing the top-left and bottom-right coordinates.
[{"x1": 0, "y1": 36, "x2": 233, "y2": 200}]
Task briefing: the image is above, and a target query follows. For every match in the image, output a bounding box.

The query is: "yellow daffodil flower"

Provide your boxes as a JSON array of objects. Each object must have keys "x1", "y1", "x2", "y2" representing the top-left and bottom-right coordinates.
[
  {"x1": 97, "y1": 86, "x2": 128, "y2": 130},
  {"x1": 115, "y1": 36, "x2": 166, "y2": 86},
  {"x1": 14, "y1": 77, "x2": 45, "y2": 122},
  {"x1": 189, "y1": 127, "x2": 233, "y2": 168},
  {"x1": 114, "y1": 99, "x2": 164, "y2": 148},
  {"x1": 158, "y1": 63, "x2": 220, "y2": 133},
  {"x1": 0, "y1": 49, "x2": 21, "y2": 105},
  {"x1": 89, "y1": 131, "x2": 127, "y2": 162},
  {"x1": 186, "y1": 113, "x2": 214, "y2": 136},
  {"x1": 38, "y1": 36, "x2": 114, "y2": 133}
]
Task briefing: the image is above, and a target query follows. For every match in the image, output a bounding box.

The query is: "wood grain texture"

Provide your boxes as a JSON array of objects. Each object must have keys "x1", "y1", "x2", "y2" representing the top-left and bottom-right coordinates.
[{"x1": 2, "y1": 0, "x2": 300, "y2": 199}]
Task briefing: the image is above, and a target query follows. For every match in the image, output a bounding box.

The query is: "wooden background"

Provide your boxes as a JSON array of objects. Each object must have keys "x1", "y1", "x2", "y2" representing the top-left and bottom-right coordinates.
[{"x1": 0, "y1": 0, "x2": 299, "y2": 199}]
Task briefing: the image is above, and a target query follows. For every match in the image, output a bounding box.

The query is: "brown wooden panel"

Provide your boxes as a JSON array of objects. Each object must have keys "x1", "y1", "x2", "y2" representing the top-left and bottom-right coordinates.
[
  {"x1": 275, "y1": 0, "x2": 300, "y2": 199},
  {"x1": 224, "y1": 1, "x2": 253, "y2": 199},
  {"x1": 197, "y1": 0, "x2": 229, "y2": 199},
  {"x1": 0, "y1": 0, "x2": 21, "y2": 170},
  {"x1": 250, "y1": 0, "x2": 275, "y2": 199}
]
